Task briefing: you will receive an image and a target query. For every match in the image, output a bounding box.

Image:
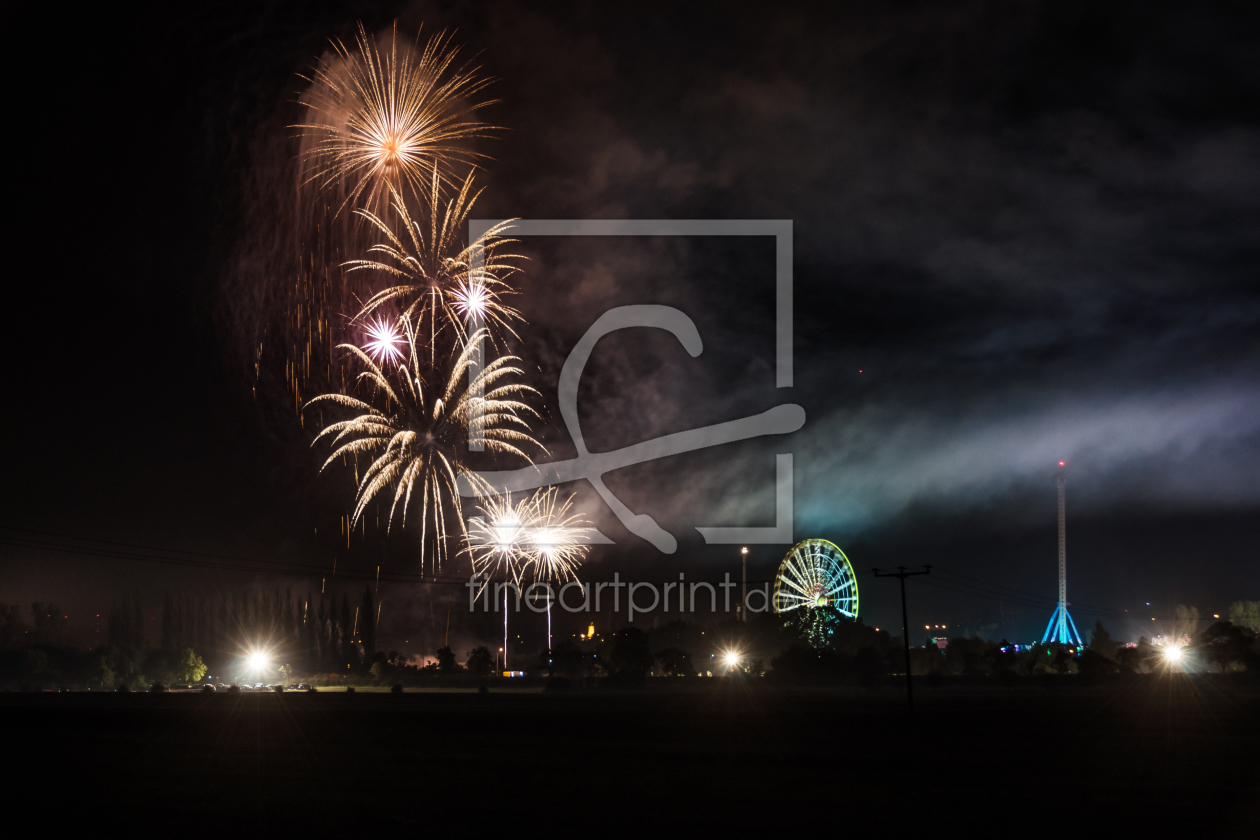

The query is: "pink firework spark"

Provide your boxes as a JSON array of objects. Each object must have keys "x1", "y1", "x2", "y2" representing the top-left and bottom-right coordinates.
[{"x1": 363, "y1": 317, "x2": 404, "y2": 363}]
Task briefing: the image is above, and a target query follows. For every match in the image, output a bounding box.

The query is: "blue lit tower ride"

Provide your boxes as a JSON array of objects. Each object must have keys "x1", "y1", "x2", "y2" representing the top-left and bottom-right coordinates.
[{"x1": 1041, "y1": 462, "x2": 1083, "y2": 645}]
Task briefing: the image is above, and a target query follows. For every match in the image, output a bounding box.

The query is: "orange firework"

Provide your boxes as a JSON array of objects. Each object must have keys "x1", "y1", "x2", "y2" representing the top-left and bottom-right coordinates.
[{"x1": 294, "y1": 22, "x2": 498, "y2": 216}]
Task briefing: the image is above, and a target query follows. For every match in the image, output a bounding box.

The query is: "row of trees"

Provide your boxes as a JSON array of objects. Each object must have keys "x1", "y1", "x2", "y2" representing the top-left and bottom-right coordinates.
[
  {"x1": 105, "y1": 586, "x2": 384, "y2": 675},
  {"x1": 765, "y1": 617, "x2": 1260, "y2": 682},
  {"x1": 4, "y1": 596, "x2": 1258, "y2": 689},
  {"x1": 356, "y1": 630, "x2": 662, "y2": 686},
  {"x1": 0, "y1": 586, "x2": 388, "y2": 690}
]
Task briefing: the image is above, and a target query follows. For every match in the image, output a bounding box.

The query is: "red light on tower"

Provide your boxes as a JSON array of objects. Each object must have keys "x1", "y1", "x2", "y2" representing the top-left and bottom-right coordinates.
[{"x1": 1058, "y1": 461, "x2": 1065, "y2": 466}]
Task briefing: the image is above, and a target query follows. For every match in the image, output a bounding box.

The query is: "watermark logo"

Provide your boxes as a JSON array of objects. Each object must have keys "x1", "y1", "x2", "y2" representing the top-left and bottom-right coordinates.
[
  {"x1": 458, "y1": 220, "x2": 802, "y2": 553},
  {"x1": 466, "y1": 574, "x2": 772, "y2": 622}
]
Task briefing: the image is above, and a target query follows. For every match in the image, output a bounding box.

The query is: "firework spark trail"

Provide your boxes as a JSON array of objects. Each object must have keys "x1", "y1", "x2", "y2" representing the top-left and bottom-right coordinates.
[
  {"x1": 293, "y1": 22, "x2": 499, "y2": 218},
  {"x1": 306, "y1": 321, "x2": 541, "y2": 571}
]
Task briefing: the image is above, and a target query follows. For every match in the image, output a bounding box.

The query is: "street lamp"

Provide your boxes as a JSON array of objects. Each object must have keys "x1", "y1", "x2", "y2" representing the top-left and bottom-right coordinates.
[
  {"x1": 740, "y1": 547, "x2": 748, "y2": 623},
  {"x1": 244, "y1": 649, "x2": 270, "y2": 684}
]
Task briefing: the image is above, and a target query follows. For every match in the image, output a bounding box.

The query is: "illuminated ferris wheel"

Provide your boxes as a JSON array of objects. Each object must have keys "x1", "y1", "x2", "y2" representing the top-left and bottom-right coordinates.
[{"x1": 772, "y1": 539, "x2": 859, "y2": 618}]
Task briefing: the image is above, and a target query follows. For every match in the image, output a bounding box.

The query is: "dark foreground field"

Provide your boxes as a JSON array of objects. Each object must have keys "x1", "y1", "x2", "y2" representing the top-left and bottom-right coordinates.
[{"x1": 4, "y1": 676, "x2": 1258, "y2": 834}]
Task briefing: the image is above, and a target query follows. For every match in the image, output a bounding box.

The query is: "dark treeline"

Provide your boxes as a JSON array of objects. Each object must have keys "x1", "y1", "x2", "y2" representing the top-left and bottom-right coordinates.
[
  {"x1": 3, "y1": 593, "x2": 1258, "y2": 690},
  {"x1": 0, "y1": 585, "x2": 386, "y2": 690},
  {"x1": 766, "y1": 617, "x2": 1260, "y2": 685},
  {"x1": 126, "y1": 586, "x2": 383, "y2": 676}
]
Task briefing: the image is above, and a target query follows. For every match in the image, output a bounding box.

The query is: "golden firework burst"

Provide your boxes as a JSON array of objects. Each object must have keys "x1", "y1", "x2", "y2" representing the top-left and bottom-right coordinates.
[
  {"x1": 466, "y1": 487, "x2": 593, "y2": 586},
  {"x1": 294, "y1": 22, "x2": 498, "y2": 216},
  {"x1": 307, "y1": 320, "x2": 539, "y2": 570},
  {"x1": 345, "y1": 175, "x2": 523, "y2": 351}
]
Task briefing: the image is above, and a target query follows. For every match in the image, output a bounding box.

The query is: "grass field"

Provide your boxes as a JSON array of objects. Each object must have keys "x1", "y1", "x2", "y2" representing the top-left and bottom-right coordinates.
[
  {"x1": 5, "y1": 675, "x2": 1257, "y2": 834},
  {"x1": 306, "y1": 684, "x2": 545, "y2": 693}
]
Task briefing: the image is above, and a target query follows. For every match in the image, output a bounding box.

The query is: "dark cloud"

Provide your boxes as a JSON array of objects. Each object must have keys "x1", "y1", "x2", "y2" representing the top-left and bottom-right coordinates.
[{"x1": 414, "y1": 1, "x2": 1260, "y2": 536}]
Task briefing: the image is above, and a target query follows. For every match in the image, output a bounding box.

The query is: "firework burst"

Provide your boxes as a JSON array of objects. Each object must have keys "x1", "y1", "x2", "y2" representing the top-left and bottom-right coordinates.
[
  {"x1": 464, "y1": 491, "x2": 534, "y2": 583},
  {"x1": 522, "y1": 487, "x2": 593, "y2": 584},
  {"x1": 307, "y1": 321, "x2": 540, "y2": 570},
  {"x1": 346, "y1": 176, "x2": 522, "y2": 350},
  {"x1": 466, "y1": 487, "x2": 592, "y2": 585},
  {"x1": 362, "y1": 316, "x2": 405, "y2": 363},
  {"x1": 294, "y1": 22, "x2": 498, "y2": 216}
]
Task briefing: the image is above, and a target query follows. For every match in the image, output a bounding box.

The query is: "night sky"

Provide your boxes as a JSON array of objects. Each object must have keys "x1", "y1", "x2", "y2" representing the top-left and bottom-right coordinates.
[{"x1": 5, "y1": 1, "x2": 1258, "y2": 652}]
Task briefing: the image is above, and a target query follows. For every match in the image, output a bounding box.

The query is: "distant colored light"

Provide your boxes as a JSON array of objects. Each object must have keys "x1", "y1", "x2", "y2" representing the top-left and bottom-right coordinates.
[{"x1": 1058, "y1": 461, "x2": 1065, "y2": 466}]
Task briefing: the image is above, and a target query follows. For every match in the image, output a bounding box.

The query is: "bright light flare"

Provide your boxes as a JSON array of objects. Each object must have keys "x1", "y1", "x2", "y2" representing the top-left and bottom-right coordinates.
[
  {"x1": 453, "y1": 282, "x2": 491, "y2": 320},
  {"x1": 466, "y1": 492, "x2": 533, "y2": 580},
  {"x1": 247, "y1": 651, "x2": 270, "y2": 672},
  {"x1": 723, "y1": 650, "x2": 740, "y2": 668},
  {"x1": 362, "y1": 317, "x2": 404, "y2": 363},
  {"x1": 521, "y1": 488, "x2": 593, "y2": 584},
  {"x1": 1162, "y1": 645, "x2": 1184, "y2": 664},
  {"x1": 464, "y1": 487, "x2": 593, "y2": 585}
]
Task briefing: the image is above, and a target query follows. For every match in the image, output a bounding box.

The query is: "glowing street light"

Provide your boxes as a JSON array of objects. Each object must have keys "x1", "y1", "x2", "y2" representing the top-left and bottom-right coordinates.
[
  {"x1": 740, "y1": 547, "x2": 748, "y2": 624},
  {"x1": 246, "y1": 650, "x2": 270, "y2": 674},
  {"x1": 1162, "y1": 645, "x2": 1184, "y2": 665}
]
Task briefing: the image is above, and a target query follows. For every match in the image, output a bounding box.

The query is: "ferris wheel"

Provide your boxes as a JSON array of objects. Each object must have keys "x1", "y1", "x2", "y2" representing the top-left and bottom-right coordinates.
[{"x1": 772, "y1": 539, "x2": 859, "y2": 619}]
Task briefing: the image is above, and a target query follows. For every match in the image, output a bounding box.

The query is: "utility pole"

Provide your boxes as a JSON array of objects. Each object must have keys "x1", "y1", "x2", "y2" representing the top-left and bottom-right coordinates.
[
  {"x1": 740, "y1": 547, "x2": 749, "y2": 623},
  {"x1": 872, "y1": 566, "x2": 932, "y2": 711}
]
